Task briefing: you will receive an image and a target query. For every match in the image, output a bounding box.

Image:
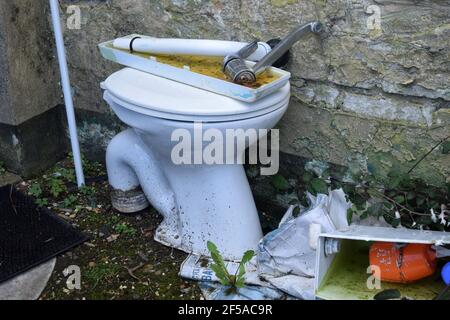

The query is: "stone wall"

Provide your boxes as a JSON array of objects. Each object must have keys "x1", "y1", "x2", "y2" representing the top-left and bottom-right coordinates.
[
  {"x1": 0, "y1": 0, "x2": 60, "y2": 125},
  {"x1": 59, "y1": 0, "x2": 449, "y2": 186},
  {"x1": 0, "y1": 0, "x2": 68, "y2": 176}
]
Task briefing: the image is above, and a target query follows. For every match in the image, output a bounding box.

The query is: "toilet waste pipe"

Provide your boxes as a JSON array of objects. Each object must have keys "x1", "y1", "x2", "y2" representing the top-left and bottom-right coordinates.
[
  {"x1": 113, "y1": 37, "x2": 272, "y2": 61},
  {"x1": 50, "y1": 0, "x2": 85, "y2": 187}
]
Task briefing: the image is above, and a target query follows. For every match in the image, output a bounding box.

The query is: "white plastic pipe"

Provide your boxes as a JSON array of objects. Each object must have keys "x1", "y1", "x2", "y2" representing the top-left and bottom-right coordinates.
[
  {"x1": 50, "y1": 0, "x2": 85, "y2": 187},
  {"x1": 113, "y1": 37, "x2": 272, "y2": 61}
]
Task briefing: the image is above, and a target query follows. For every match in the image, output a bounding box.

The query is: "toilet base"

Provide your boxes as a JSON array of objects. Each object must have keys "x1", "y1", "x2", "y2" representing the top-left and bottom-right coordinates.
[
  {"x1": 154, "y1": 224, "x2": 183, "y2": 253},
  {"x1": 106, "y1": 128, "x2": 264, "y2": 261},
  {"x1": 158, "y1": 161, "x2": 264, "y2": 260},
  {"x1": 111, "y1": 188, "x2": 149, "y2": 214}
]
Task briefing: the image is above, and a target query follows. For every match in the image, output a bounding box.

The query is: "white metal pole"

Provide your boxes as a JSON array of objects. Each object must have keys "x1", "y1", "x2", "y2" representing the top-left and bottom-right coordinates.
[{"x1": 49, "y1": 0, "x2": 85, "y2": 187}]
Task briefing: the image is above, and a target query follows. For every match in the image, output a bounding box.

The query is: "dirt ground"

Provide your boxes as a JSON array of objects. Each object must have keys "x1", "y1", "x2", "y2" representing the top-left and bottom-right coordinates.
[
  {"x1": 5, "y1": 156, "x2": 450, "y2": 301},
  {"x1": 15, "y1": 159, "x2": 203, "y2": 300}
]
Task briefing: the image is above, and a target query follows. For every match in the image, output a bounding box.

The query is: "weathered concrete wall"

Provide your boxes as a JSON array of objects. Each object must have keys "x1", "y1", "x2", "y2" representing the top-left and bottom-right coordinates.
[
  {"x1": 0, "y1": 0, "x2": 68, "y2": 176},
  {"x1": 0, "y1": 0, "x2": 60, "y2": 125},
  {"x1": 58, "y1": 0, "x2": 449, "y2": 186}
]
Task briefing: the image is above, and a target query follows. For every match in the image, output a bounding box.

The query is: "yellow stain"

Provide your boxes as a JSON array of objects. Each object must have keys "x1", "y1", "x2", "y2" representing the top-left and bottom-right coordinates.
[{"x1": 117, "y1": 47, "x2": 279, "y2": 89}]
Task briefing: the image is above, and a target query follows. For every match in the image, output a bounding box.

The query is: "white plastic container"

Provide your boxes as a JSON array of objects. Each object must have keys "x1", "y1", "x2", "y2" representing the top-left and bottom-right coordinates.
[
  {"x1": 315, "y1": 225, "x2": 450, "y2": 300},
  {"x1": 98, "y1": 34, "x2": 291, "y2": 102}
]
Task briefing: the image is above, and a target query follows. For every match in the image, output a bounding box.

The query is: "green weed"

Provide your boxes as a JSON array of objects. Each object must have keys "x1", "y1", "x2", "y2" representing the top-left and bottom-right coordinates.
[
  {"x1": 85, "y1": 263, "x2": 121, "y2": 288},
  {"x1": 207, "y1": 241, "x2": 255, "y2": 293},
  {"x1": 114, "y1": 223, "x2": 137, "y2": 237}
]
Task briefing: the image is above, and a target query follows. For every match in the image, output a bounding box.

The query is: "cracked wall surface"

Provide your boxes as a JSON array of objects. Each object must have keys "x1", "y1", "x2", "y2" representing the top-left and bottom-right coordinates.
[{"x1": 57, "y1": 0, "x2": 449, "y2": 186}]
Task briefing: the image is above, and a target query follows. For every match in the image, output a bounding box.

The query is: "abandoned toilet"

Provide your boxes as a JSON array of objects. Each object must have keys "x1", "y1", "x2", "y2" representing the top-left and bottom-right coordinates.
[
  {"x1": 101, "y1": 67, "x2": 290, "y2": 261},
  {"x1": 98, "y1": 22, "x2": 326, "y2": 261}
]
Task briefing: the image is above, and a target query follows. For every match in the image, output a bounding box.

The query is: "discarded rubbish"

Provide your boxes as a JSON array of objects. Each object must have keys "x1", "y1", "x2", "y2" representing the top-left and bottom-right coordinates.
[
  {"x1": 99, "y1": 35, "x2": 291, "y2": 102},
  {"x1": 180, "y1": 255, "x2": 262, "y2": 286},
  {"x1": 180, "y1": 189, "x2": 352, "y2": 300},
  {"x1": 112, "y1": 37, "x2": 271, "y2": 60},
  {"x1": 315, "y1": 226, "x2": 450, "y2": 300},
  {"x1": 198, "y1": 282, "x2": 285, "y2": 301},
  {"x1": 180, "y1": 254, "x2": 286, "y2": 300},
  {"x1": 369, "y1": 243, "x2": 437, "y2": 284},
  {"x1": 257, "y1": 189, "x2": 351, "y2": 300},
  {"x1": 180, "y1": 188, "x2": 450, "y2": 300}
]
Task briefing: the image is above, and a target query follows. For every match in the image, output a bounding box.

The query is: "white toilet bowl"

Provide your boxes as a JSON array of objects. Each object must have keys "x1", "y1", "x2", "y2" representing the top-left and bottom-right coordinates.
[{"x1": 102, "y1": 68, "x2": 291, "y2": 261}]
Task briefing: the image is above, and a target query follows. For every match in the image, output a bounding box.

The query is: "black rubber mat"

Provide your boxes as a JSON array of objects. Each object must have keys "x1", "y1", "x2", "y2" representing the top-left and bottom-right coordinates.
[{"x1": 0, "y1": 185, "x2": 88, "y2": 283}]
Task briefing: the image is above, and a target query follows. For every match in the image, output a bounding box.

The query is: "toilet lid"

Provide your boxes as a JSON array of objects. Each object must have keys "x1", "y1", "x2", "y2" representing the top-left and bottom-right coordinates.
[{"x1": 101, "y1": 68, "x2": 291, "y2": 122}]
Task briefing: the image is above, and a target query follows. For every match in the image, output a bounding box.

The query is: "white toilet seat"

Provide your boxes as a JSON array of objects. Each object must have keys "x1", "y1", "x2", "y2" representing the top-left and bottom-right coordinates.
[{"x1": 101, "y1": 68, "x2": 291, "y2": 122}]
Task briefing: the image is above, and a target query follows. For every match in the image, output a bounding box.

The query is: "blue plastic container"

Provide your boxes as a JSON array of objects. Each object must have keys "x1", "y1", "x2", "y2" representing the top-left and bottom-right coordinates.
[{"x1": 442, "y1": 262, "x2": 450, "y2": 286}]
